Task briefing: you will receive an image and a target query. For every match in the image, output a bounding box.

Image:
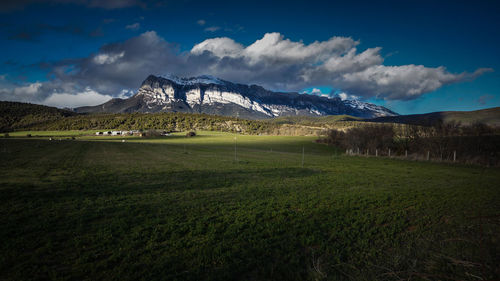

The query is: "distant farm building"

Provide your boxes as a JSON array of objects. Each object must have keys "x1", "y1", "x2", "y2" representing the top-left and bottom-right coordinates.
[
  {"x1": 93, "y1": 130, "x2": 167, "y2": 137},
  {"x1": 94, "y1": 130, "x2": 135, "y2": 136}
]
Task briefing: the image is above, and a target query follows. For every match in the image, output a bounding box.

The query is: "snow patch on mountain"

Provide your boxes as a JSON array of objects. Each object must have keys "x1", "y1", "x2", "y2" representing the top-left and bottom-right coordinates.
[{"x1": 343, "y1": 99, "x2": 392, "y2": 117}]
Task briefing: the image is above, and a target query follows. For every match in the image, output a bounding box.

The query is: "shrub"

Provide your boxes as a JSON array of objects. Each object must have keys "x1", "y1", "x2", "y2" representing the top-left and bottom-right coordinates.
[
  {"x1": 321, "y1": 125, "x2": 395, "y2": 154},
  {"x1": 144, "y1": 130, "x2": 161, "y2": 137},
  {"x1": 186, "y1": 131, "x2": 196, "y2": 137}
]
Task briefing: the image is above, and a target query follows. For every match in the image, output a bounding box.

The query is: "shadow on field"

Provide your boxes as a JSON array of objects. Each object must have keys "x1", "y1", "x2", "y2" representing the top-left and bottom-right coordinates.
[{"x1": 1, "y1": 167, "x2": 322, "y2": 200}]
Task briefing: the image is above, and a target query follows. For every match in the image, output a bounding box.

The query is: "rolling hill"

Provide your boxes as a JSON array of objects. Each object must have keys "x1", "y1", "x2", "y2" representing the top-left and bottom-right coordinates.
[{"x1": 366, "y1": 107, "x2": 500, "y2": 127}]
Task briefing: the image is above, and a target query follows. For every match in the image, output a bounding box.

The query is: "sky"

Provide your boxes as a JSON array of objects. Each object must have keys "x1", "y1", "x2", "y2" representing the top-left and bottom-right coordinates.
[{"x1": 0, "y1": 0, "x2": 499, "y2": 114}]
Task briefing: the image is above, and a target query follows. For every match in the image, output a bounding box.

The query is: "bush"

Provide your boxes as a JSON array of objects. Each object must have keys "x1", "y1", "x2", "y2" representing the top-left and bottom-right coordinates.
[
  {"x1": 321, "y1": 125, "x2": 395, "y2": 154},
  {"x1": 186, "y1": 131, "x2": 196, "y2": 137},
  {"x1": 144, "y1": 130, "x2": 161, "y2": 137},
  {"x1": 3, "y1": 133, "x2": 8, "y2": 138},
  {"x1": 26, "y1": 134, "x2": 32, "y2": 137}
]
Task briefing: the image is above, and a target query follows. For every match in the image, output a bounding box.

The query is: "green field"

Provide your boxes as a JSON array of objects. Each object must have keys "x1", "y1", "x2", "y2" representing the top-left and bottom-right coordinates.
[
  {"x1": 6, "y1": 130, "x2": 100, "y2": 137},
  {"x1": 1, "y1": 132, "x2": 499, "y2": 280}
]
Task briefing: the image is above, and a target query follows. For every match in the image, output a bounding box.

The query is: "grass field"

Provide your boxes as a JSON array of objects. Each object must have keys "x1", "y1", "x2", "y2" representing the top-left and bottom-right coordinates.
[
  {"x1": 6, "y1": 130, "x2": 100, "y2": 137},
  {"x1": 0, "y1": 131, "x2": 499, "y2": 280}
]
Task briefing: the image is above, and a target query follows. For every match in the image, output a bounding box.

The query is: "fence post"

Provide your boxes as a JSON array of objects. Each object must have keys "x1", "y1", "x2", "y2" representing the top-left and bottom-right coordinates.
[
  {"x1": 453, "y1": 150, "x2": 456, "y2": 162},
  {"x1": 405, "y1": 150, "x2": 408, "y2": 158},
  {"x1": 375, "y1": 149, "x2": 378, "y2": 157},
  {"x1": 388, "y1": 149, "x2": 391, "y2": 157},
  {"x1": 366, "y1": 149, "x2": 369, "y2": 157},
  {"x1": 427, "y1": 151, "x2": 430, "y2": 161},
  {"x1": 357, "y1": 147, "x2": 359, "y2": 155}
]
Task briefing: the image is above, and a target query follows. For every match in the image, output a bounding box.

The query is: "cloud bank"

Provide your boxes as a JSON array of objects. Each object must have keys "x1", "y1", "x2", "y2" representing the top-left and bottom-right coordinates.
[
  {"x1": 0, "y1": 31, "x2": 492, "y2": 108},
  {"x1": 189, "y1": 32, "x2": 491, "y2": 99}
]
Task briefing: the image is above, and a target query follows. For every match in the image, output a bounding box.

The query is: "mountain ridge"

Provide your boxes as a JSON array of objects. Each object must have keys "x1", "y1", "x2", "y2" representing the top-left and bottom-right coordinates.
[
  {"x1": 75, "y1": 74, "x2": 398, "y2": 119},
  {"x1": 365, "y1": 107, "x2": 500, "y2": 127}
]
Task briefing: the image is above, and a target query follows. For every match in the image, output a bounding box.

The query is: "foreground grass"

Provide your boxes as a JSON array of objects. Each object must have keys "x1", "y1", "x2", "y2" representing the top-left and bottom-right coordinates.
[{"x1": 0, "y1": 132, "x2": 499, "y2": 281}]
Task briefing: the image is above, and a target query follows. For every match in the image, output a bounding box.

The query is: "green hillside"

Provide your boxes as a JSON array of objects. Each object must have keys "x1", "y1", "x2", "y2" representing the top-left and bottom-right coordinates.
[
  {"x1": 368, "y1": 107, "x2": 500, "y2": 126},
  {"x1": 0, "y1": 101, "x2": 77, "y2": 132}
]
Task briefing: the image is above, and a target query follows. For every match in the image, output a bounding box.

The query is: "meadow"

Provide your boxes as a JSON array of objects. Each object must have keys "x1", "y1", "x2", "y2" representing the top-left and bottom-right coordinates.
[{"x1": 0, "y1": 131, "x2": 498, "y2": 280}]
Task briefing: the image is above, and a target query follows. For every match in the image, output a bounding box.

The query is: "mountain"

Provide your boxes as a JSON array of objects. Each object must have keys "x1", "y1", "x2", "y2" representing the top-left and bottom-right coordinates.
[
  {"x1": 0, "y1": 101, "x2": 77, "y2": 132},
  {"x1": 366, "y1": 107, "x2": 500, "y2": 127},
  {"x1": 75, "y1": 74, "x2": 398, "y2": 119}
]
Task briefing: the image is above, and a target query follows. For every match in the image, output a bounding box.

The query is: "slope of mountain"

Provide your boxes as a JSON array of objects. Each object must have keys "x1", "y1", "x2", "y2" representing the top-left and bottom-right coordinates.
[
  {"x1": 366, "y1": 107, "x2": 500, "y2": 127},
  {"x1": 0, "y1": 101, "x2": 77, "y2": 132},
  {"x1": 75, "y1": 75, "x2": 398, "y2": 119}
]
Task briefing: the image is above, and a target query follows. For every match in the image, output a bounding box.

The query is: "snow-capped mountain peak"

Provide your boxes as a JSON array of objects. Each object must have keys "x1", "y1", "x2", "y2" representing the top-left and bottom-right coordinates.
[{"x1": 76, "y1": 74, "x2": 398, "y2": 119}]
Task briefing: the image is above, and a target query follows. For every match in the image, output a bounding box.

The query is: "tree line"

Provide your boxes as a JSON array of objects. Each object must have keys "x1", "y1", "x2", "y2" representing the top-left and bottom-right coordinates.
[{"x1": 319, "y1": 121, "x2": 500, "y2": 166}]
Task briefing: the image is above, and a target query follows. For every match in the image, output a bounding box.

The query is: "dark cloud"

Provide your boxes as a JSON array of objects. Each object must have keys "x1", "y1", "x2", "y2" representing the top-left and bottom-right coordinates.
[
  {"x1": 0, "y1": 0, "x2": 153, "y2": 12},
  {"x1": 7, "y1": 23, "x2": 86, "y2": 41},
  {"x1": 47, "y1": 31, "x2": 182, "y2": 95}
]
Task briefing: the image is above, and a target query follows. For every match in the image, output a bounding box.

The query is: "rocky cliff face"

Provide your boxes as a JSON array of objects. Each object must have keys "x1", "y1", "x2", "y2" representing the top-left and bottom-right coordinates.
[{"x1": 75, "y1": 74, "x2": 398, "y2": 119}]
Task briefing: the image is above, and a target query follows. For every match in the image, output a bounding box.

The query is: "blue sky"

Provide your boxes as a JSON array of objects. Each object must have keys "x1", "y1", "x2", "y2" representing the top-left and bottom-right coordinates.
[{"x1": 0, "y1": 0, "x2": 499, "y2": 114}]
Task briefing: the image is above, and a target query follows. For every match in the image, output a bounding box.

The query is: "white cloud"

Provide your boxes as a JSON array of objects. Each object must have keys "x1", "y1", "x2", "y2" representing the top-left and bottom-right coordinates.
[
  {"x1": 336, "y1": 65, "x2": 492, "y2": 100},
  {"x1": 125, "y1": 22, "x2": 140, "y2": 30},
  {"x1": 191, "y1": 37, "x2": 243, "y2": 58},
  {"x1": 193, "y1": 32, "x2": 357, "y2": 65},
  {"x1": 197, "y1": 19, "x2": 206, "y2": 26},
  {"x1": 188, "y1": 32, "x2": 492, "y2": 99},
  {"x1": 322, "y1": 47, "x2": 383, "y2": 73},
  {"x1": 337, "y1": 92, "x2": 359, "y2": 101},
  {"x1": 0, "y1": 81, "x2": 114, "y2": 108},
  {"x1": 93, "y1": 51, "x2": 125, "y2": 65},
  {"x1": 204, "y1": 26, "x2": 220, "y2": 32},
  {"x1": 243, "y1": 33, "x2": 356, "y2": 64},
  {"x1": 42, "y1": 88, "x2": 113, "y2": 108},
  {"x1": 13, "y1": 82, "x2": 42, "y2": 96},
  {"x1": 311, "y1": 88, "x2": 322, "y2": 95},
  {"x1": 0, "y1": 81, "x2": 43, "y2": 103}
]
